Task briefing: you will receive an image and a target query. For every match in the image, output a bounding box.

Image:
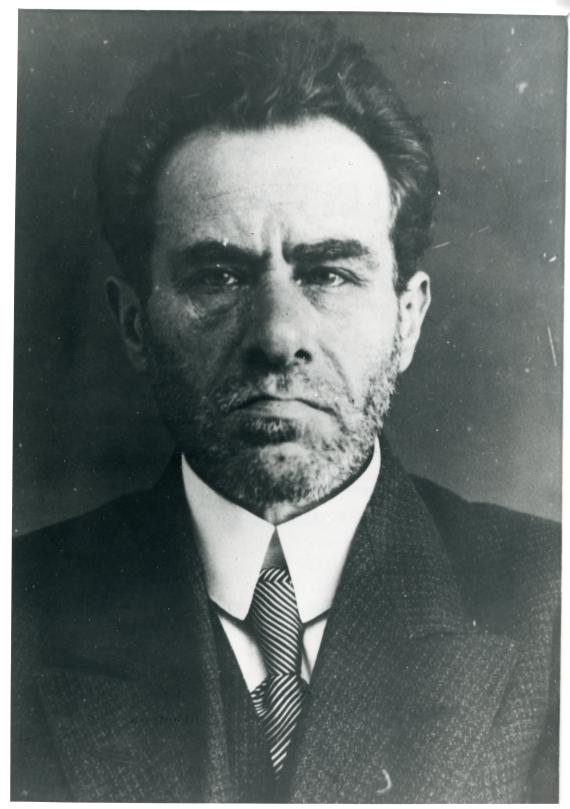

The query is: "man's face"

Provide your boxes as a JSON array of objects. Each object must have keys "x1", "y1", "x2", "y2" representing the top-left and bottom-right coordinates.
[{"x1": 129, "y1": 117, "x2": 427, "y2": 515}]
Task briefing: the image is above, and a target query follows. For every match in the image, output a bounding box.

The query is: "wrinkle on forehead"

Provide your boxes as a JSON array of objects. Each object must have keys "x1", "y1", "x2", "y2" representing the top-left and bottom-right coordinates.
[
  {"x1": 157, "y1": 182, "x2": 360, "y2": 207},
  {"x1": 157, "y1": 117, "x2": 391, "y2": 200},
  {"x1": 153, "y1": 118, "x2": 395, "y2": 256}
]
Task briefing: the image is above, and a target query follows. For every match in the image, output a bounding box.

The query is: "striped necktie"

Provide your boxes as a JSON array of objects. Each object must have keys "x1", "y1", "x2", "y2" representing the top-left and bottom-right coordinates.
[{"x1": 249, "y1": 567, "x2": 307, "y2": 775}]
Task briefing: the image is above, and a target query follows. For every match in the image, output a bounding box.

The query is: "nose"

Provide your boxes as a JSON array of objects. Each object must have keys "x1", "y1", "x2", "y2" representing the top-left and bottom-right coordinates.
[{"x1": 242, "y1": 274, "x2": 313, "y2": 370}]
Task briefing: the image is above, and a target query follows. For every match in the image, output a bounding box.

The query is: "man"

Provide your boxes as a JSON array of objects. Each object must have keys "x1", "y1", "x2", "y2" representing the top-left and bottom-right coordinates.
[{"x1": 12, "y1": 18, "x2": 560, "y2": 803}]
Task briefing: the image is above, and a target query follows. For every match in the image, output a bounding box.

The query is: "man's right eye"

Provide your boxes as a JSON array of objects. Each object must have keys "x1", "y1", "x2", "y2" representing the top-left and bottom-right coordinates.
[{"x1": 192, "y1": 266, "x2": 243, "y2": 290}]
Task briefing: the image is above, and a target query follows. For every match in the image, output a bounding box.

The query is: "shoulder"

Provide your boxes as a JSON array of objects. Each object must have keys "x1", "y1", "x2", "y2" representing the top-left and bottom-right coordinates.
[
  {"x1": 13, "y1": 454, "x2": 189, "y2": 605},
  {"x1": 12, "y1": 484, "x2": 168, "y2": 602},
  {"x1": 14, "y1": 487, "x2": 145, "y2": 554},
  {"x1": 411, "y1": 474, "x2": 560, "y2": 562},
  {"x1": 411, "y1": 475, "x2": 560, "y2": 632}
]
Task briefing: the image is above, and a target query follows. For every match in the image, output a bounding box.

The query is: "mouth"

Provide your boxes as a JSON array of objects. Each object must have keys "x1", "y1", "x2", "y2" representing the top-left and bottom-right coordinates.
[{"x1": 232, "y1": 394, "x2": 334, "y2": 416}]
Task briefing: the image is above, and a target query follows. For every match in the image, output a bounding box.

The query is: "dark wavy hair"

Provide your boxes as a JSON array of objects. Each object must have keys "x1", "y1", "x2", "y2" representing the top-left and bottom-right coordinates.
[{"x1": 96, "y1": 18, "x2": 439, "y2": 296}]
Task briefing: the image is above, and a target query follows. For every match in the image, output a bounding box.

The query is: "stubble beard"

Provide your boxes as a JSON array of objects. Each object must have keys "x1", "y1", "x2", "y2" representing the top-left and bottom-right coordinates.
[{"x1": 144, "y1": 323, "x2": 402, "y2": 514}]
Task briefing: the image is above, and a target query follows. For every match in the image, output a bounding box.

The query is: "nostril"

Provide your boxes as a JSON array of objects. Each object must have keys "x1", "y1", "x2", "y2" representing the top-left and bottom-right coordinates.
[{"x1": 243, "y1": 345, "x2": 311, "y2": 373}]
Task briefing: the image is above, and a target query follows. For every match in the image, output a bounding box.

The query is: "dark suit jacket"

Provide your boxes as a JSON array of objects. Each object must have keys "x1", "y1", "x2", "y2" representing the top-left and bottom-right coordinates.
[{"x1": 11, "y1": 441, "x2": 560, "y2": 802}]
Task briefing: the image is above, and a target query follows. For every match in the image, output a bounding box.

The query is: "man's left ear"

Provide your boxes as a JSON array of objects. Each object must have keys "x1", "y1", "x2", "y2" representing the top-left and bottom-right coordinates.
[{"x1": 397, "y1": 270, "x2": 431, "y2": 373}]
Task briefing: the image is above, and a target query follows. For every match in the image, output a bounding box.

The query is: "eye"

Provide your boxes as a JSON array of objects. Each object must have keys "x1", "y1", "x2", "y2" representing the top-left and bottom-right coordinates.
[
  {"x1": 298, "y1": 267, "x2": 348, "y2": 288},
  {"x1": 194, "y1": 265, "x2": 243, "y2": 289}
]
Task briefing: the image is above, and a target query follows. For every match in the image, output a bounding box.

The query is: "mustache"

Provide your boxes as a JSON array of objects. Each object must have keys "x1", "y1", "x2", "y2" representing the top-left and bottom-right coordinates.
[{"x1": 205, "y1": 371, "x2": 350, "y2": 416}]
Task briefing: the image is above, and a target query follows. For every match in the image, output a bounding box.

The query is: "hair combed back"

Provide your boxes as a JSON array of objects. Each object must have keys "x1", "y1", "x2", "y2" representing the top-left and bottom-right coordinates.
[{"x1": 97, "y1": 19, "x2": 439, "y2": 293}]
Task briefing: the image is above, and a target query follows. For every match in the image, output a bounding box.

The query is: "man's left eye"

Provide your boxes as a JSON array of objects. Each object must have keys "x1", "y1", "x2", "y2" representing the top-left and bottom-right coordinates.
[{"x1": 300, "y1": 268, "x2": 347, "y2": 288}]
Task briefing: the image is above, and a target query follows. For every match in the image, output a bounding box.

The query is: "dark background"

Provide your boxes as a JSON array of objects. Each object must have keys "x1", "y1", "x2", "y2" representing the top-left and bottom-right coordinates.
[{"x1": 14, "y1": 10, "x2": 565, "y2": 535}]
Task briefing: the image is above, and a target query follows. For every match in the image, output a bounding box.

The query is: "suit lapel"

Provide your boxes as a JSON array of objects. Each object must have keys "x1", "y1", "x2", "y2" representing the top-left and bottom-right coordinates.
[
  {"x1": 283, "y1": 441, "x2": 519, "y2": 803},
  {"x1": 37, "y1": 460, "x2": 233, "y2": 802}
]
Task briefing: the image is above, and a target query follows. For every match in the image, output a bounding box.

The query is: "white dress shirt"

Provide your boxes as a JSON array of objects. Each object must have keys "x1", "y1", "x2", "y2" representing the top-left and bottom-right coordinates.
[{"x1": 181, "y1": 440, "x2": 380, "y2": 692}]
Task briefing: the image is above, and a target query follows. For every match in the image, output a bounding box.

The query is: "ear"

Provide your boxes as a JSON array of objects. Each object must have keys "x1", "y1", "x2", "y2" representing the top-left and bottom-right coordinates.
[
  {"x1": 106, "y1": 276, "x2": 148, "y2": 374},
  {"x1": 397, "y1": 270, "x2": 431, "y2": 373}
]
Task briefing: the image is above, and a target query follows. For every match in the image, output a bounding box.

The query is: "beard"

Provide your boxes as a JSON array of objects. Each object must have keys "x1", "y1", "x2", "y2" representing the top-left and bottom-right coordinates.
[{"x1": 144, "y1": 319, "x2": 402, "y2": 514}]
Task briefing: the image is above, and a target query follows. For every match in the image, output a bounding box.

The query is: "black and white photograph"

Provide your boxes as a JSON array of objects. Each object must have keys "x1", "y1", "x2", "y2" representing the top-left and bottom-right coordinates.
[{"x1": 11, "y1": 7, "x2": 564, "y2": 803}]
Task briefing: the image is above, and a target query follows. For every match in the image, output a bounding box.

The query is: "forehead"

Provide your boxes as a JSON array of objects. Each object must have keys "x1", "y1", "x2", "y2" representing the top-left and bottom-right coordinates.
[{"x1": 154, "y1": 117, "x2": 394, "y2": 252}]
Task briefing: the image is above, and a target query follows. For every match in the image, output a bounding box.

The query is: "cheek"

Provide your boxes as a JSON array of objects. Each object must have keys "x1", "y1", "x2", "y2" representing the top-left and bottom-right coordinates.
[
  {"x1": 146, "y1": 291, "x2": 239, "y2": 362},
  {"x1": 324, "y1": 292, "x2": 399, "y2": 361},
  {"x1": 325, "y1": 299, "x2": 400, "y2": 399}
]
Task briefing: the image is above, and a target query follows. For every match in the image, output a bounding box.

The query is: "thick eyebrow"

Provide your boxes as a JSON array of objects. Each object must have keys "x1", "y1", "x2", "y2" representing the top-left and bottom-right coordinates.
[
  {"x1": 167, "y1": 238, "x2": 373, "y2": 277},
  {"x1": 285, "y1": 239, "x2": 372, "y2": 265},
  {"x1": 168, "y1": 240, "x2": 261, "y2": 271}
]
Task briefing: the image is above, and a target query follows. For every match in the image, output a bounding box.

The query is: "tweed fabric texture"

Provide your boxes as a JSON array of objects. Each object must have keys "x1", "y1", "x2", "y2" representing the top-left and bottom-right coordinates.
[
  {"x1": 212, "y1": 611, "x2": 276, "y2": 801},
  {"x1": 11, "y1": 439, "x2": 560, "y2": 802}
]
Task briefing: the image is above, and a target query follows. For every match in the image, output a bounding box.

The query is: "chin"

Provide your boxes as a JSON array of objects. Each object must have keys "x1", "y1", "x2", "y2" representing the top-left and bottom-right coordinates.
[
  {"x1": 249, "y1": 440, "x2": 319, "y2": 470},
  {"x1": 230, "y1": 415, "x2": 341, "y2": 466},
  {"x1": 234, "y1": 444, "x2": 342, "y2": 507},
  {"x1": 174, "y1": 408, "x2": 381, "y2": 510},
  {"x1": 193, "y1": 429, "x2": 372, "y2": 511}
]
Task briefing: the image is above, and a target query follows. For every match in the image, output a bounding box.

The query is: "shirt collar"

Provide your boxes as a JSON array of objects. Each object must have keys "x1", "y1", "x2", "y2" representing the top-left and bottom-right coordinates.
[{"x1": 182, "y1": 438, "x2": 380, "y2": 623}]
